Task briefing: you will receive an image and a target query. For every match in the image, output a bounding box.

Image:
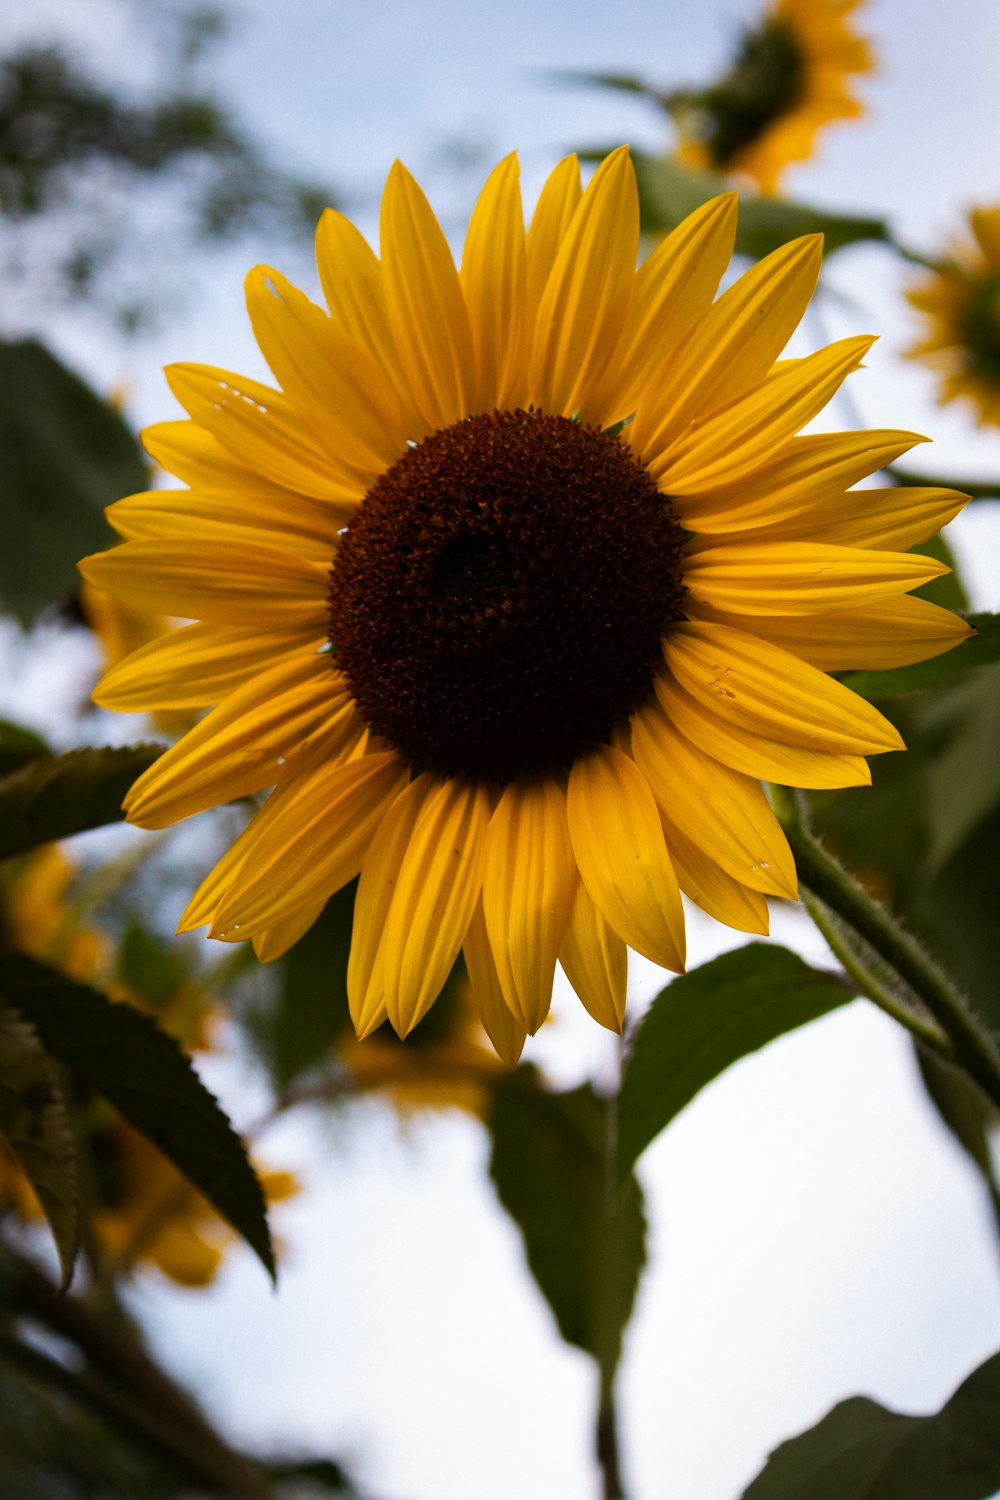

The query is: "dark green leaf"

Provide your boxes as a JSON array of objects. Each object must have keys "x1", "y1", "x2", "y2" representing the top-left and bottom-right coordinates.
[
  {"x1": 0, "y1": 340, "x2": 146, "y2": 622},
  {"x1": 0, "y1": 953, "x2": 274, "y2": 1279},
  {"x1": 741, "y1": 1349, "x2": 1000, "y2": 1499},
  {"x1": 617, "y1": 944, "x2": 853, "y2": 1180},
  {"x1": 0, "y1": 744, "x2": 164, "y2": 860},
  {"x1": 628, "y1": 152, "x2": 889, "y2": 258},
  {"x1": 0, "y1": 720, "x2": 50, "y2": 776},
  {"x1": 0, "y1": 999, "x2": 79, "y2": 1288},
  {"x1": 549, "y1": 68, "x2": 654, "y2": 96},
  {"x1": 116, "y1": 925, "x2": 190, "y2": 1013},
  {"x1": 916, "y1": 1046, "x2": 1000, "y2": 1236},
  {"x1": 488, "y1": 1076, "x2": 646, "y2": 1388},
  {"x1": 841, "y1": 614, "x2": 997, "y2": 700}
]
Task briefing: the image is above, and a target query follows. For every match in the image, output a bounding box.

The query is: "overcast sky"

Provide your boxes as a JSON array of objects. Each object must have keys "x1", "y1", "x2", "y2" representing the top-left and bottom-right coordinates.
[{"x1": 4, "y1": 2, "x2": 1000, "y2": 1498}]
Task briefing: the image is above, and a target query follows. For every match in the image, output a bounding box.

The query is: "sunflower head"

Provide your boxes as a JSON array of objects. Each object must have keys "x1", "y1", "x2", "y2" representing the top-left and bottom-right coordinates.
[
  {"x1": 79, "y1": 147, "x2": 970, "y2": 1063},
  {"x1": 906, "y1": 206, "x2": 1000, "y2": 428},
  {"x1": 672, "y1": 0, "x2": 875, "y2": 194}
]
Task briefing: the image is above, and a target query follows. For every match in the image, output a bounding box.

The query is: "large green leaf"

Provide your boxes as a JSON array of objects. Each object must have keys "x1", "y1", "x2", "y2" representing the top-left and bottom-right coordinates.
[
  {"x1": 0, "y1": 952, "x2": 274, "y2": 1279},
  {"x1": 617, "y1": 944, "x2": 853, "y2": 1179},
  {"x1": 0, "y1": 720, "x2": 50, "y2": 776},
  {"x1": 0, "y1": 340, "x2": 146, "y2": 622},
  {"x1": 488, "y1": 1076, "x2": 646, "y2": 1390},
  {"x1": 0, "y1": 744, "x2": 163, "y2": 860},
  {"x1": 842, "y1": 614, "x2": 998, "y2": 702},
  {"x1": 741, "y1": 1350, "x2": 1000, "y2": 1499},
  {"x1": 0, "y1": 999, "x2": 79, "y2": 1288}
]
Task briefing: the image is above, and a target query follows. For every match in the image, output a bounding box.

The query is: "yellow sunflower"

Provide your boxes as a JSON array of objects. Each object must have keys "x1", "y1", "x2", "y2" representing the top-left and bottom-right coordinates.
[
  {"x1": 906, "y1": 205, "x2": 1000, "y2": 428},
  {"x1": 80, "y1": 148, "x2": 970, "y2": 1066},
  {"x1": 673, "y1": 0, "x2": 875, "y2": 194}
]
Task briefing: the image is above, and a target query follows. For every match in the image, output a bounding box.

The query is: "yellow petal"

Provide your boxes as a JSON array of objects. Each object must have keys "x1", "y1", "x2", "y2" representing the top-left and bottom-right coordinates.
[
  {"x1": 464, "y1": 899, "x2": 528, "y2": 1067},
  {"x1": 94, "y1": 622, "x2": 322, "y2": 712},
  {"x1": 349, "y1": 775, "x2": 433, "y2": 1039},
  {"x1": 79, "y1": 538, "x2": 327, "y2": 627},
  {"x1": 378, "y1": 778, "x2": 492, "y2": 1037},
  {"x1": 567, "y1": 744, "x2": 686, "y2": 973},
  {"x1": 558, "y1": 881, "x2": 628, "y2": 1033},
  {"x1": 691, "y1": 595, "x2": 975, "y2": 671},
  {"x1": 588, "y1": 192, "x2": 738, "y2": 426},
  {"x1": 672, "y1": 429, "x2": 927, "y2": 534},
  {"x1": 165, "y1": 364, "x2": 361, "y2": 501},
  {"x1": 631, "y1": 694, "x2": 797, "y2": 897},
  {"x1": 682, "y1": 539, "x2": 947, "y2": 617},
  {"x1": 245, "y1": 265, "x2": 406, "y2": 473},
  {"x1": 123, "y1": 656, "x2": 364, "y2": 828},
  {"x1": 655, "y1": 336, "x2": 875, "y2": 491},
  {"x1": 210, "y1": 750, "x2": 407, "y2": 939},
  {"x1": 629, "y1": 234, "x2": 823, "y2": 461},
  {"x1": 529, "y1": 147, "x2": 639, "y2": 420},
  {"x1": 460, "y1": 152, "x2": 529, "y2": 412},
  {"x1": 380, "y1": 160, "x2": 474, "y2": 430},
  {"x1": 143, "y1": 419, "x2": 362, "y2": 511},
  {"x1": 525, "y1": 154, "x2": 582, "y2": 320},
  {"x1": 663, "y1": 621, "x2": 904, "y2": 754},
  {"x1": 107, "y1": 485, "x2": 345, "y2": 551},
  {"x1": 664, "y1": 822, "x2": 770, "y2": 936},
  {"x1": 781, "y1": 486, "x2": 969, "y2": 549},
  {"x1": 482, "y1": 778, "x2": 577, "y2": 1034},
  {"x1": 657, "y1": 673, "x2": 872, "y2": 789},
  {"x1": 252, "y1": 899, "x2": 327, "y2": 962}
]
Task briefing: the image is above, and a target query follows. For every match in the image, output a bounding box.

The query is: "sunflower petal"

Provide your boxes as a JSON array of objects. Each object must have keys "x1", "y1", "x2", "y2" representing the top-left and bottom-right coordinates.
[
  {"x1": 461, "y1": 153, "x2": 529, "y2": 412},
  {"x1": 683, "y1": 539, "x2": 947, "y2": 617},
  {"x1": 525, "y1": 154, "x2": 582, "y2": 317},
  {"x1": 663, "y1": 621, "x2": 904, "y2": 754},
  {"x1": 558, "y1": 881, "x2": 628, "y2": 1033},
  {"x1": 464, "y1": 899, "x2": 528, "y2": 1067},
  {"x1": 380, "y1": 160, "x2": 474, "y2": 430},
  {"x1": 107, "y1": 486, "x2": 345, "y2": 551},
  {"x1": 567, "y1": 744, "x2": 686, "y2": 973},
  {"x1": 124, "y1": 656, "x2": 365, "y2": 828},
  {"x1": 252, "y1": 899, "x2": 327, "y2": 962},
  {"x1": 378, "y1": 778, "x2": 492, "y2": 1037},
  {"x1": 631, "y1": 694, "x2": 797, "y2": 897},
  {"x1": 211, "y1": 751, "x2": 407, "y2": 938},
  {"x1": 94, "y1": 622, "x2": 322, "y2": 711},
  {"x1": 530, "y1": 146, "x2": 639, "y2": 419},
  {"x1": 780, "y1": 486, "x2": 969, "y2": 549},
  {"x1": 482, "y1": 778, "x2": 577, "y2": 1034},
  {"x1": 665, "y1": 822, "x2": 770, "y2": 936}
]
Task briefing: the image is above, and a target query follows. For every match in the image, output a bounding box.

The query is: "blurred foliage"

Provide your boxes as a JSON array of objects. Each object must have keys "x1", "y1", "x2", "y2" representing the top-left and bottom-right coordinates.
[{"x1": 0, "y1": 3, "x2": 336, "y2": 332}]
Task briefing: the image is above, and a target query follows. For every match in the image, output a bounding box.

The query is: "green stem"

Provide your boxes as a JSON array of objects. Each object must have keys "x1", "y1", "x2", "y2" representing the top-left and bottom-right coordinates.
[
  {"x1": 887, "y1": 464, "x2": 1000, "y2": 501},
  {"x1": 780, "y1": 792, "x2": 1000, "y2": 1112},
  {"x1": 596, "y1": 1375, "x2": 626, "y2": 1500}
]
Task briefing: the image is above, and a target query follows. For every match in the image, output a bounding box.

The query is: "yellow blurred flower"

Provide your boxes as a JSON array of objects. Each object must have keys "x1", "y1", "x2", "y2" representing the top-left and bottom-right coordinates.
[
  {"x1": 673, "y1": 0, "x2": 875, "y2": 194},
  {"x1": 906, "y1": 206, "x2": 1000, "y2": 428}
]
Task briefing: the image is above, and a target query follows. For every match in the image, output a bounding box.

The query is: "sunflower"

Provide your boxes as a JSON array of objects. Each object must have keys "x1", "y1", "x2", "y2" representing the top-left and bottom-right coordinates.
[
  {"x1": 906, "y1": 206, "x2": 1000, "y2": 428},
  {"x1": 80, "y1": 148, "x2": 970, "y2": 1065},
  {"x1": 672, "y1": 0, "x2": 875, "y2": 194}
]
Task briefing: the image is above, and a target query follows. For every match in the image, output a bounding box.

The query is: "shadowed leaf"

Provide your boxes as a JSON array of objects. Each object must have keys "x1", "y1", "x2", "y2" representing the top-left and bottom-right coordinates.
[{"x1": 0, "y1": 744, "x2": 163, "y2": 860}]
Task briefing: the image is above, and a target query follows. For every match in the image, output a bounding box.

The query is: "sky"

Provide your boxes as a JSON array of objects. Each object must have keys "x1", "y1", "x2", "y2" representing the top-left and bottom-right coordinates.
[{"x1": 3, "y1": 1, "x2": 1000, "y2": 1498}]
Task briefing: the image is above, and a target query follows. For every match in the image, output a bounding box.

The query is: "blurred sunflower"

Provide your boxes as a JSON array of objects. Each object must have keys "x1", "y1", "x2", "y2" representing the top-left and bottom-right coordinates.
[
  {"x1": 80, "y1": 148, "x2": 970, "y2": 1064},
  {"x1": 672, "y1": 0, "x2": 875, "y2": 194},
  {"x1": 906, "y1": 206, "x2": 1000, "y2": 428}
]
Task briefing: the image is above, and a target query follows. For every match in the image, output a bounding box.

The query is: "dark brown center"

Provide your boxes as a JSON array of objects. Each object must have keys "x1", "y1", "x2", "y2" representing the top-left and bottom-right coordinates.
[{"x1": 327, "y1": 408, "x2": 685, "y2": 784}]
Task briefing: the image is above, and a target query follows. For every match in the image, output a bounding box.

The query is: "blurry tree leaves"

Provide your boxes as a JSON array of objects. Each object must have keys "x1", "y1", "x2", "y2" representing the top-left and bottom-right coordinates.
[
  {"x1": 489, "y1": 1076, "x2": 646, "y2": 1396},
  {"x1": 0, "y1": 952, "x2": 274, "y2": 1279},
  {"x1": 616, "y1": 945, "x2": 853, "y2": 1180},
  {"x1": 0, "y1": 340, "x2": 146, "y2": 621},
  {"x1": 0, "y1": 744, "x2": 163, "y2": 860},
  {"x1": 0, "y1": 720, "x2": 49, "y2": 776},
  {"x1": 741, "y1": 1349, "x2": 1000, "y2": 1499},
  {"x1": 0, "y1": 33, "x2": 336, "y2": 331},
  {"x1": 0, "y1": 1000, "x2": 79, "y2": 1287}
]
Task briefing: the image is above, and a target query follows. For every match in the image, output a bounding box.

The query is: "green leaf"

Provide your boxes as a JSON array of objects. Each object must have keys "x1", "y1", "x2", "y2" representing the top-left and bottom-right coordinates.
[
  {"x1": 0, "y1": 720, "x2": 50, "y2": 776},
  {"x1": 916, "y1": 1047, "x2": 1000, "y2": 1235},
  {"x1": 628, "y1": 152, "x2": 889, "y2": 258},
  {"x1": 0, "y1": 998, "x2": 79, "y2": 1288},
  {"x1": 0, "y1": 340, "x2": 147, "y2": 622},
  {"x1": 0, "y1": 744, "x2": 164, "y2": 860},
  {"x1": 488, "y1": 1075, "x2": 646, "y2": 1389},
  {"x1": 841, "y1": 614, "x2": 998, "y2": 700},
  {"x1": 617, "y1": 944, "x2": 853, "y2": 1180},
  {"x1": 741, "y1": 1349, "x2": 1000, "y2": 1499},
  {"x1": 0, "y1": 953, "x2": 274, "y2": 1280}
]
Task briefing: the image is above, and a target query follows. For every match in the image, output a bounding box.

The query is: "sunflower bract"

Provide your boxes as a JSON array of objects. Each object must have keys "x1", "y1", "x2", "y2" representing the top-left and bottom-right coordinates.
[{"x1": 80, "y1": 147, "x2": 971, "y2": 1064}]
